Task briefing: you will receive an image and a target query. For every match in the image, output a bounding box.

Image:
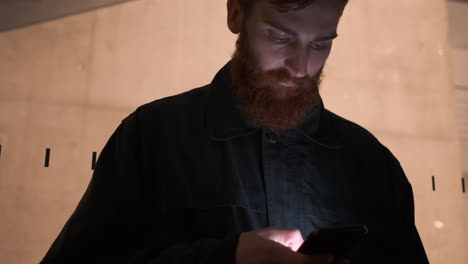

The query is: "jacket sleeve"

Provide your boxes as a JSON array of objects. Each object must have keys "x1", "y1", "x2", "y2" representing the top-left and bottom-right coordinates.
[
  {"x1": 40, "y1": 112, "x2": 239, "y2": 264},
  {"x1": 384, "y1": 148, "x2": 429, "y2": 263}
]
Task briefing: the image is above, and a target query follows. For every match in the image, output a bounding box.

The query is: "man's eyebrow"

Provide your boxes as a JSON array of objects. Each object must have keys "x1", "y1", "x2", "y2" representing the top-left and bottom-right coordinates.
[
  {"x1": 313, "y1": 33, "x2": 338, "y2": 42},
  {"x1": 265, "y1": 21, "x2": 297, "y2": 37},
  {"x1": 264, "y1": 21, "x2": 338, "y2": 42}
]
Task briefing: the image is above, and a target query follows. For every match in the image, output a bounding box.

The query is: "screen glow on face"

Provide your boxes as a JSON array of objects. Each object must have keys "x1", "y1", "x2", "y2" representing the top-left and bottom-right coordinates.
[
  {"x1": 264, "y1": 21, "x2": 336, "y2": 50},
  {"x1": 243, "y1": 2, "x2": 341, "y2": 79}
]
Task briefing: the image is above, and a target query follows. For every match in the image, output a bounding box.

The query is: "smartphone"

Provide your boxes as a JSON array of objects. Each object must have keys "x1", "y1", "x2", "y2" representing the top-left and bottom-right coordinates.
[{"x1": 298, "y1": 225, "x2": 368, "y2": 258}]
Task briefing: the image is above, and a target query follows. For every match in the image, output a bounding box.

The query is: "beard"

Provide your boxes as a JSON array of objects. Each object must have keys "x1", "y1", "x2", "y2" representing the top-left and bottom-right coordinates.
[{"x1": 230, "y1": 31, "x2": 323, "y2": 132}]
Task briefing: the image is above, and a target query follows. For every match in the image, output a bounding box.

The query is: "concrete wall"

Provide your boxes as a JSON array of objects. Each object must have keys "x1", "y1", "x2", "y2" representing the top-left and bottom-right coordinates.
[
  {"x1": 0, "y1": 0, "x2": 466, "y2": 263},
  {"x1": 448, "y1": 0, "x2": 468, "y2": 251}
]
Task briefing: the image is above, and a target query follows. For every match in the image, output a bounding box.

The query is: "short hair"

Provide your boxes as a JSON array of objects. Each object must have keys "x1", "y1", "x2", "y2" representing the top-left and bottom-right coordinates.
[{"x1": 239, "y1": 0, "x2": 349, "y2": 13}]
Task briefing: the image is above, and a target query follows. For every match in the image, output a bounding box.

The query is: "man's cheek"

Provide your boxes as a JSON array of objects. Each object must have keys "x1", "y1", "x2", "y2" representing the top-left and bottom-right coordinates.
[
  {"x1": 307, "y1": 51, "x2": 331, "y2": 76},
  {"x1": 253, "y1": 47, "x2": 286, "y2": 72}
]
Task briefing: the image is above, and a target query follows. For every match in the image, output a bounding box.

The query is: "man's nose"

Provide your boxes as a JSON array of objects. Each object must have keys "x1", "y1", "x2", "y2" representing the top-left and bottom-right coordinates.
[{"x1": 285, "y1": 47, "x2": 309, "y2": 79}]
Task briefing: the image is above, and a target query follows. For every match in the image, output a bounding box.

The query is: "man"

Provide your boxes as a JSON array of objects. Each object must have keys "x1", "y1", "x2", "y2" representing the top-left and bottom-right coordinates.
[{"x1": 41, "y1": 0, "x2": 429, "y2": 263}]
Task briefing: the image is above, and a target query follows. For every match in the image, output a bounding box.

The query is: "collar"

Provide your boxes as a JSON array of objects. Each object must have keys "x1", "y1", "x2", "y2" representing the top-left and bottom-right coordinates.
[
  {"x1": 205, "y1": 62, "x2": 342, "y2": 148},
  {"x1": 206, "y1": 62, "x2": 257, "y2": 141}
]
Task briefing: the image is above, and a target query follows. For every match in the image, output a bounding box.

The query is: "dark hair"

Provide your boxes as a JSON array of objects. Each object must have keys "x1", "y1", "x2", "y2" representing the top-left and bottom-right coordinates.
[{"x1": 239, "y1": 0, "x2": 349, "y2": 13}]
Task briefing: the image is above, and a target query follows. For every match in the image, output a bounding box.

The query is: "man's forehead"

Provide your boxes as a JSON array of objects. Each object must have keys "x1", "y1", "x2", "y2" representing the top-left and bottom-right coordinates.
[
  {"x1": 250, "y1": 0, "x2": 342, "y2": 35},
  {"x1": 254, "y1": 0, "x2": 343, "y2": 12},
  {"x1": 251, "y1": 0, "x2": 342, "y2": 20}
]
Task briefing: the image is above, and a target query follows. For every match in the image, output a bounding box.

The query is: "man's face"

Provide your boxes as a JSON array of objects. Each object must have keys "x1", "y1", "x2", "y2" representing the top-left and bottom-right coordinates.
[{"x1": 229, "y1": 0, "x2": 343, "y2": 131}]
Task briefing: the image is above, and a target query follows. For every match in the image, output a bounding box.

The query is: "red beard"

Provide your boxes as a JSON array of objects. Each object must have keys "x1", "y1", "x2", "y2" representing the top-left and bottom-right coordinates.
[{"x1": 230, "y1": 32, "x2": 323, "y2": 132}]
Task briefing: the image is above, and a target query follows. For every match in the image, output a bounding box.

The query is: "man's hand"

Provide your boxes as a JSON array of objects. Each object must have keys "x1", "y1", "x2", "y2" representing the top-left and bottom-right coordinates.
[
  {"x1": 236, "y1": 228, "x2": 349, "y2": 264},
  {"x1": 252, "y1": 228, "x2": 304, "y2": 251}
]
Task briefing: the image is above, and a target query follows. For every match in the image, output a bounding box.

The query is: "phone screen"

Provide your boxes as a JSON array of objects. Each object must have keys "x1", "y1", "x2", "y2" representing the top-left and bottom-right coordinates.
[{"x1": 298, "y1": 225, "x2": 368, "y2": 257}]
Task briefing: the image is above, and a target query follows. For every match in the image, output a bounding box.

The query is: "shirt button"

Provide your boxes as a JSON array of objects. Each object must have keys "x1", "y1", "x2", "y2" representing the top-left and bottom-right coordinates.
[{"x1": 265, "y1": 130, "x2": 277, "y2": 144}]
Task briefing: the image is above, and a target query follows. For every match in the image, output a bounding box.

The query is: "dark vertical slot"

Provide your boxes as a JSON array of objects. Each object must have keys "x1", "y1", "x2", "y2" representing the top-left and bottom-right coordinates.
[
  {"x1": 462, "y1": 178, "x2": 466, "y2": 193},
  {"x1": 0, "y1": 144, "x2": 2, "y2": 158},
  {"x1": 432, "y1": 176, "x2": 436, "y2": 191},
  {"x1": 44, "y1": 148, "x2": 51, "y2": 167},
  {"x1": 92, "y1": 152, "x2": 97, "y2": 170}
]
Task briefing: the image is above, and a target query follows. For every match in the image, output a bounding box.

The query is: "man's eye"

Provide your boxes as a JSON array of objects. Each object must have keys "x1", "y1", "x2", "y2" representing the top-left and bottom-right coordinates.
[
  {"x1": 268, "y1": 30, "x2": 291, "y2": 43},
  {"x1": 310, "y1": 42, "x2": 330, "y2": 50}
]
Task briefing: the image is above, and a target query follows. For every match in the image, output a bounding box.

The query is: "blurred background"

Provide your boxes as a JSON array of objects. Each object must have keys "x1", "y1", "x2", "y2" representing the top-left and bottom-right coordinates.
[{"x1": 0, "y1": 0, "x2": 467, "y2": 263}]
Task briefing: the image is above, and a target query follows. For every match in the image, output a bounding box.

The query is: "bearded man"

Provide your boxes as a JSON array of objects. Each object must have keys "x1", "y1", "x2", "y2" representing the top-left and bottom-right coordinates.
[{"x1": 41, "y1": 0, "x2": 429, "y2": 263}]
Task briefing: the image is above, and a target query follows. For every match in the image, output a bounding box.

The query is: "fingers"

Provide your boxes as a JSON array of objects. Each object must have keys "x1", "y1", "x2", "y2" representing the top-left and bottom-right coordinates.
[
  {"x1": 253, "y1": 228, "x2": 304, "y2": 250},
  {"x1": 287, "y1": 230, "x2": 304, "y2": 251},
  {"x1": 237, "y1": 232, "x2": 310, "y2": 264},
  {"x1": 246, "y1": 228, "x2": 351, "y2": 264}
]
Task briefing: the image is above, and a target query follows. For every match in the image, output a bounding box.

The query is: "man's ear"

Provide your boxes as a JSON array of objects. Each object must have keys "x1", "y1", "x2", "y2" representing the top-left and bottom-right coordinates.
[{"x1": 227, "y1": 0, "x2": 243, "y2": 34}]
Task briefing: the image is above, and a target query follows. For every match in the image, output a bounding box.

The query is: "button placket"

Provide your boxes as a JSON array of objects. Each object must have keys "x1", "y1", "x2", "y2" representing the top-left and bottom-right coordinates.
[{"x1": 261, "y1": 129, "x2": 312, "y2": 233}]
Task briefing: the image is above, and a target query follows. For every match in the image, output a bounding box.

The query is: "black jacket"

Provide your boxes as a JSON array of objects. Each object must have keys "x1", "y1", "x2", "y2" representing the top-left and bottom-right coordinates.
[{"x1": 41, "y1": 63, "x2": 429, "y2": 264}]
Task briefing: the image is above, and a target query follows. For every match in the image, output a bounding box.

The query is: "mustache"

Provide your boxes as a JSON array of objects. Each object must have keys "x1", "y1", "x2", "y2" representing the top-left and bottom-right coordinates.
[{"x1": 255, "y1": 67, "x2": 311, "y2": 88}]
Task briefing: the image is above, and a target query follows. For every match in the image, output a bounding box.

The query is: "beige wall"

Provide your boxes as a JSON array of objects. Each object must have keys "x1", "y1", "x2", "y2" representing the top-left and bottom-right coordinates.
[
  {"x1": 448, "y1": 0, "x2": 468, "y2": 254},
  {"x1": 0, "y1": 0, "x2": 466, "y2": 263}
]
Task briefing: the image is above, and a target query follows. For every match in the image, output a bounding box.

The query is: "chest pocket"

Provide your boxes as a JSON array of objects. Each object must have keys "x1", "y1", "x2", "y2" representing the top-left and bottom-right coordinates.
[
  {"x1": 159, "y1": 132, "x2": 267, "y2": 209},
  {"x1": 298, "y1": 148, "x2": 365, "y2": 234},
  {"x1": 158, "y1": 168, "x2": 267, "y2": 240}
]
